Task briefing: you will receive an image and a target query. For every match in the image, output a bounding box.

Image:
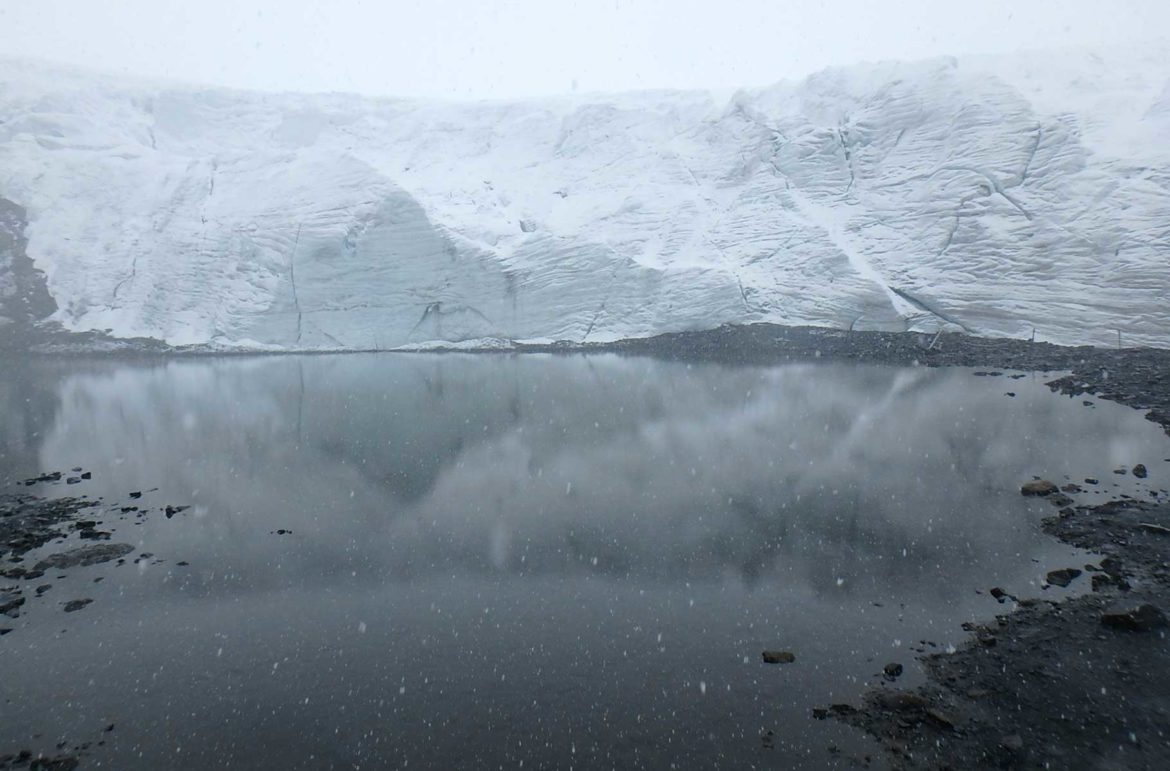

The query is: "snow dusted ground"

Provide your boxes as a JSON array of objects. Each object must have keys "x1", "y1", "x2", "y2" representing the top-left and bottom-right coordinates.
[{"x1": 1, "y1": 45, "x2": 1168, "y2": 350}]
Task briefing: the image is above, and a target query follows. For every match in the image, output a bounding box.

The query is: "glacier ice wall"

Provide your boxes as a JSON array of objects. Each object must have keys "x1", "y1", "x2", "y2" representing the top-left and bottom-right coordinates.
[{"x1": 1, "y1": 46, "x2": 1168, "y2": 350}]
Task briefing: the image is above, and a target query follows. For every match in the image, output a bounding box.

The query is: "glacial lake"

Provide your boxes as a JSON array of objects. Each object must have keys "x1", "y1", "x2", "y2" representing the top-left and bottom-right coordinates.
[{"x1": 2, "y1": 354, "x2": 1169, "y2": 769}]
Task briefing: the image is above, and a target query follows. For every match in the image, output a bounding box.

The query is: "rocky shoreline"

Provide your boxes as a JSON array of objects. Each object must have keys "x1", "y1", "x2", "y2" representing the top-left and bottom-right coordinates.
[
  {"x1": 830, "y1": 495, "x2": 1170, "y2": 770},
  {"x1": 1, "y1": 481, "x2": 181, "y2": 771}
]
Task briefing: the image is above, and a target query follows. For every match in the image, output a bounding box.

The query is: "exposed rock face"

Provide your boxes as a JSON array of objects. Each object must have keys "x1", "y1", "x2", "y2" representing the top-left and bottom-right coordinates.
[
  {"x1": 1, "y1": 44, "x2": 1169, "y2": 350},
  {"x1": 0, "y1": 197, "x2": 56, "y2": 348}
]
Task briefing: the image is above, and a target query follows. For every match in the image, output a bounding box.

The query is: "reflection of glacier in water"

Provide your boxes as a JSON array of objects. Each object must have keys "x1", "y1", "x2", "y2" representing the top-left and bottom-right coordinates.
[{"x1": 2, "y1": 355, "x2": 1168, "y2": 769}]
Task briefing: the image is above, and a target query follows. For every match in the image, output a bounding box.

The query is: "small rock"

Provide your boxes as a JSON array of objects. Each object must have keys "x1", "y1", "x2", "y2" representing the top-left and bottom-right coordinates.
[
  {"x1": 1133, "y1": 464, "x2": 1148, "y2": 478},
  {"x1": 1046, "y1": 568, "x2": 1082, "y2": 587},
  {"x1": 925, "y1": 708, "x2": 956, "y2": 730},
  {"x1": 989, "y1": 587, "x2": 1010, "y2": 602},
  {"x1": 1001, "y1": 734, "x2": 1024, "y2": 752},
  {"x1": 0, "y1": 628, "x2": 11, "y2": 636},
  {"x1": 30, "y1": 756, "x2": 80, "y2": 771},
  {"x1": 1100, "y1": 557, "x2": 1125, "y2": 577},
  {"x1": 1083, "y1": 400, "x2": 1094, "y2": 406},
  {"x1": 873, "y1": 692, "x2": 928, "y2": 712},
  {"x1": 1085, "y1": 478, "x2": 1099, "y2": 485},
  {"x1": 883, "y1": 662, "x2": 904, "y2": 679},
  {"x1": 0, "y1": 593, "x2": 24, "y2": 618},
  {"x1": 762, "y1": 650, "x2": 796, "y2": 664},
  {"x1": 1004, "y1": 392, "x2": 1016, "y2": 397},
  {"x1": 63, "y1": 599, "x2": 93, "y2": 613},
  {"x1": 1091, "y1": 574, "x2": 1114, "y2": 592},
  {"x1": 1048, "y1": 493, "x2": 1074, "y2": 508},
  {"x1": 1114, "y1": 468, "x2": 1128, "y2": 475},
  {"x1": 1060, "y1": 483, "x2": 1083, "y2": 493},
  {"x1": 80, "y1": 472, "x2": 92, "y2": 480},
  {"x1": 129, "y1": 491, "x2": 142, "y2": 499},
  {"x1": 1101, "y1": 604, "x2": 1168, "y2": 632},
  {"x1": 976, "y1": 630, "x2": 997, "y2": 646},
  {"x1": 66, "y1": 477, "x2": 81, "y2": 485},
  {"x1": 1021, "y1": 480, "x2": 1058, "y2": 496},
  {"x1": 35, "y1": 584, "x2": 52, "y2": 596}
]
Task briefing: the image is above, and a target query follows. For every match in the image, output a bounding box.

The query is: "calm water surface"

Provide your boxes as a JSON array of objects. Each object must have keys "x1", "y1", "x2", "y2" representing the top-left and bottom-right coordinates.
[{"x1": 2, "y1": 354, "x2": 1168, "y2": 769}]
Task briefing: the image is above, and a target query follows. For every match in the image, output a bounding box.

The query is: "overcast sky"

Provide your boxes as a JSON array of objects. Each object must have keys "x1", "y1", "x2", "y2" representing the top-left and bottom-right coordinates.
[{"x1": 2, "y1": 0, "x2": 1168, "y2": 99}]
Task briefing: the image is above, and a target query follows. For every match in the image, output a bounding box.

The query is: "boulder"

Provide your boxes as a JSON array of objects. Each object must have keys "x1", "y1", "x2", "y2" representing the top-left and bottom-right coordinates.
[
  {"x1": 1101, "y1": 604, "x2": 1168, "y2": 631},
  {"x1": 762, "y1": 650, "x2": 796, "y2": 664}
]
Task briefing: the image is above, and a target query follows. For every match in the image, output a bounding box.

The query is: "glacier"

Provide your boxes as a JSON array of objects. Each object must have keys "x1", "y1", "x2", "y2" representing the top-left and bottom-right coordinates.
[{"x1": 1, "y1": 45, "x2": 1168, "y2": 350}]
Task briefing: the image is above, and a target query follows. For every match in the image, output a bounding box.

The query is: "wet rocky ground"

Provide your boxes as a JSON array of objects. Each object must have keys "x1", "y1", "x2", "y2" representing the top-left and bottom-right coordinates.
[{"x1": 1, "y1": 476, "x2": 186, "y2": 770}]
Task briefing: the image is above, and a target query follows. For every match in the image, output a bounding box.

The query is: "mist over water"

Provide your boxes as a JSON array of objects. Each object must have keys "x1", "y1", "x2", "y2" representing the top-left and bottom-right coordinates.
[{"x1": 2, "y1": 355, "x2": 1167, "y2": 768}]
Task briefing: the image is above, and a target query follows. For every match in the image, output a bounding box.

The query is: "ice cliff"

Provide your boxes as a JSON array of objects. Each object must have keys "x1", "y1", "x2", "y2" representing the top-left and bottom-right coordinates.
[{"x1": 1, "y1": 45, "x2": 1168, "y2": 349}]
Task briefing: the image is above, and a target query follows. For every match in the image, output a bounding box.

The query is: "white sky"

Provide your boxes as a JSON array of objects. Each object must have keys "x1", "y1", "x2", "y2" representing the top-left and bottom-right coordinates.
[{"x1": 2, "y1": 0, "x2": 1168, "y2": 99}]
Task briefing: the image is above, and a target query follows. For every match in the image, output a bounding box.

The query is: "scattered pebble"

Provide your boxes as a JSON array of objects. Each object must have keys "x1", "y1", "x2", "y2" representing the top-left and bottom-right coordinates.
[
  {"x1": 762, "y1": 650, "x2": 796, "y2": 664},
  {"x1": 1045, "y1": 568, "x2": 1082, "y2": 587}
]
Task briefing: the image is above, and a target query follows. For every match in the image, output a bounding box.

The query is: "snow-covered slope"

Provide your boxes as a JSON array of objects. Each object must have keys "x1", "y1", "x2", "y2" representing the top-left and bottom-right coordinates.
[{"x1": 1, "y1": 45, "x2": 1168, "y2": 350}]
